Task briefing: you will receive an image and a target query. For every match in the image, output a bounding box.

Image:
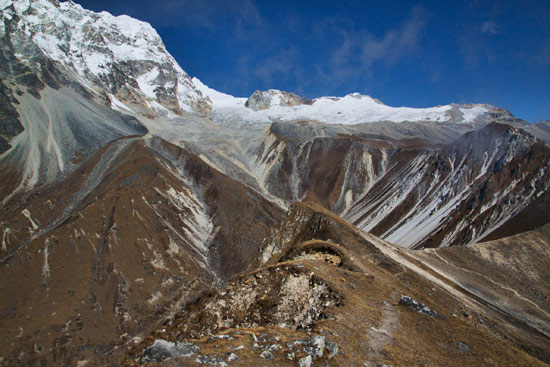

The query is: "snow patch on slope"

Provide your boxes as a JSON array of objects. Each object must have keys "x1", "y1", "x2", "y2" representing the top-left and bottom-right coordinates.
[
  {"x1": 2, "y1": 226, "x2": 11, "y2": 251},
  {"x1": 165, "y1": 186, "x2": 214, "y2": 256},
  {"x1": 22, "y1": 208, "x2": 38, "y2": 231},
  {"x1": 42, "y1": 239, "x2": 50, "y2": 279},
  {"x1": 109, "y1": 94, "x2": 133, "y2": 113},
  {"x1": 460, "y1": 106, "x2": 488, "y2": 124},
  {"x1": 137, "y1": 68, "x2": 160, "y2": 99},
  {"x1": 153, "y1": 185, "x2": 214, "y2": 268},
  {"x1": 192, "y1": 77, "x2": 238, "y2": 107}
]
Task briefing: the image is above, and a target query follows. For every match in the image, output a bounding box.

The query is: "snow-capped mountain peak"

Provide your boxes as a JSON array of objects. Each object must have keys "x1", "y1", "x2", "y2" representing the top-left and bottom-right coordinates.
[
  {"x1": 197, "y1": 83, "x2": 491, "y2": 126},
  {"x1": 3, "y1": 0, "x2": 494, "y2": 125},
  {"x1": 2, "y1": 0, "x2": 208, "y2": 115}
]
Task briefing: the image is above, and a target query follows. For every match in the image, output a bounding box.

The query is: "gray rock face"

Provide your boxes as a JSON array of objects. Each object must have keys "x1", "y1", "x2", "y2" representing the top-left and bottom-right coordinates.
[
  {"x1": 326, "y1": 341, "x2": 338, "y2": 359},
  {"x1": 196, "y1": 354, "x2": 228, "y2": 365},
  {"x1": 226, "y1": 352, "x2": 238, "y2": 361},
  {"x1": 260, "y1": 350, "x2": 274, "y2": 359},
  {"x1": 0, "y1": 81, "x2": 23, "y2": 153},
  {"x1": 398, "y1": 296, "x2": 446, "y2": 319},
  {"x1": 311, "y1": 335, "x2": 325, "y2": 358},
  {"x1": 141, "y1": 340, "x2": 199, "y2": 363},
  {"x1": 299, "y1": 355, "x2": 313, "y2": 367},
  {"x1": 456, "y1": 340, "x2": 470, "y2": 352},
  {"x1": 245, "y1": 89, "x2": 312, "y2": 111}
]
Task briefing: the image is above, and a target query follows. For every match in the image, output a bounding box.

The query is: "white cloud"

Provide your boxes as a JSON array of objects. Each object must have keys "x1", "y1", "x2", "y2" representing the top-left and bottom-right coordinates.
[
  {"x1": 481, "y1": 21, "x2": 498, "y2": 35},
  {"x1": 316, "y1": 6, "x2": 428, "y2": 85}
]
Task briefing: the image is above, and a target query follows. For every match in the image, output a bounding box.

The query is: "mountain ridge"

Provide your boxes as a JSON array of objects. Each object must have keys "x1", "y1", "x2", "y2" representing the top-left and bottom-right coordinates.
[{"x1": 119, "y1": 202, "x2": 550, "y2": 367}]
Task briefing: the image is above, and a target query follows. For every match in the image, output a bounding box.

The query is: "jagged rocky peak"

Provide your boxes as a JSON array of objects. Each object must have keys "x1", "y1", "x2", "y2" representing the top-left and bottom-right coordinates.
[
  {"x1": 0, "y1": 0, "x2": 31, "y2": 17},
  {"x1": 328, "y1": 92, "x2": 382, "y2": 103},
  {"x1": 245, "y1": 89, "x2": 313, "y2": 111},
  {"x1": 0, "y1": 0, "x2": 209, "y2": 116},
  {"x1": 444, "y1": 102, "x2": 523, "y2": 126}
]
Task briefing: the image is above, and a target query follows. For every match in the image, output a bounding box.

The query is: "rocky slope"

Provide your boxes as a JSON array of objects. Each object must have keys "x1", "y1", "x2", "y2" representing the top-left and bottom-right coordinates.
[
  {"x1": 246, "y1": 120, "x2": 550, "y2": 248},
  {"x1": 119, "y1": 203, "x2": 550, "y2": 367},
  {"x1": 0, "y1": 136, "x2": 282, "y2": 367},
  {"x1": 412, "y1": 222, "x2": 550, "y2": 359},
  {"x1": 346, "y1": 122, "x2": 550, "y2": 248}
]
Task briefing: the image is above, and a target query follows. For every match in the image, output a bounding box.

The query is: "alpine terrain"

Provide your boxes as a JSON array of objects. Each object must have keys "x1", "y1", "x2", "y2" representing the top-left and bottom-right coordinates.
[{"x1": 0, "y1": 1, "x2": 549, "y2": 366}]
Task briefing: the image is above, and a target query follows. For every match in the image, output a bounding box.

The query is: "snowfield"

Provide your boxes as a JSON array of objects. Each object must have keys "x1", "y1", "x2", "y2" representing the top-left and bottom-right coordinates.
[{"x1": 192, "y1": 77, "x2": 488, "y2": 126}]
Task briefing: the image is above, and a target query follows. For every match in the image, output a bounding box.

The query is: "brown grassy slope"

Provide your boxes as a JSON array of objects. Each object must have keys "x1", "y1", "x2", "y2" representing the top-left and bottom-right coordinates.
[
  {"x1": 0, "y1": 137, "x2": 283, "y2": 367},
  {"x1": 122, "y1": 202, "x2": 549, "y2": 367},
  {"x1": 411, "y1": 222, "x2": 550, "y2": 362}
]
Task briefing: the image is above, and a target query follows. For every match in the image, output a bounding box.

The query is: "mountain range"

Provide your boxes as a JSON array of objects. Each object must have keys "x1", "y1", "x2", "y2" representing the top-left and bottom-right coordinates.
[{"x1": 1, "y1": 1, "x2": 549, "y2": 366}]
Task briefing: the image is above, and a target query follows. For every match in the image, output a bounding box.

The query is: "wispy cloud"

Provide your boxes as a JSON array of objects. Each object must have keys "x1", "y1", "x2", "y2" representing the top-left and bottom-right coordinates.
[
  {"x1": 127, "y1": 0, "x2": 262, "y2": 35},
  {"x1": 460, "y1": 20, "x2": 499, "y2": 69},
  {"x1": 232, "y1": 0, "x2": 262, "y2": 41},
  {"x1": 231, "y1": 47, "x2": 308, "y2": 95},
  {"x1": 223, "y1": 5, "x2": 430, "y2": 97},
  {"x1": 315, "y1": 6, "x2": 429, "y2": 88},
  {"x1": 481, "y1": 21, "x2": 498, "y2": 35},
  {"x1": 251, "y1": 48, "x2": 300, "y2": 86}
]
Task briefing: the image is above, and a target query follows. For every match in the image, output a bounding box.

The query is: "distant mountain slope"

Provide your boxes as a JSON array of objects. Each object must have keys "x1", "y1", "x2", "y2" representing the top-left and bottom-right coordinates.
[
  {"x1": 247, "y1": 121, "x2": 550, "y2": 248},
  {"x1": 479, "y1": 188, "x2": 550, "y2": 242},
  {"x1": 0, "y1": 136, "x2": 282, "y2": 367},
  {"x1": 346, "y1": 123, "x2": 550, "y2": 248}
]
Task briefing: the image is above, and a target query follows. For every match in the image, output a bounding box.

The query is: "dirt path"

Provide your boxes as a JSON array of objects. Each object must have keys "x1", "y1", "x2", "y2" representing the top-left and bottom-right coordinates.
[{"x1": 365, "y1": 290, "x2": 399, "y2": 365}]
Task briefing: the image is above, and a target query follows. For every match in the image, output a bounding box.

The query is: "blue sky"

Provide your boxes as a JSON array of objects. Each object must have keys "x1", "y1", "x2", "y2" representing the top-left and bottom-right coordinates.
[{"x1": 73, "y1": 0, "x2": 549, "y2": 122}]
